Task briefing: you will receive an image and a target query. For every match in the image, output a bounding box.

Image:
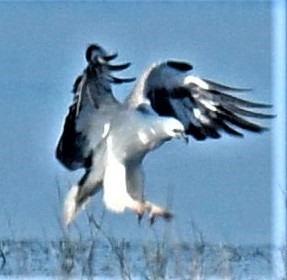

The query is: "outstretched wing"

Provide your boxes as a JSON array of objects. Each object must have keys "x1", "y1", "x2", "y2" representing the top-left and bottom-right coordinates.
[
  {"x1": 127, "y1": 60, "x2": 274, "y2": 141},
  {"x1": 56, "y1": 44, "x2": 135, "y2": 170}
]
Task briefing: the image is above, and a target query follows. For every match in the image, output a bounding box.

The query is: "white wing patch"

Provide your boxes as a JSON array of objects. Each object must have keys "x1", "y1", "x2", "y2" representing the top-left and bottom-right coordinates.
[
  {"x1": 193, "y1": 108, "x2": 201, "y2": 119},
  {"x1": 200, "y1": 99, "x2": 217, "y2": 112},
  {"x1": 137, "y1": 130, "x2": 149, "y2": 145},
  {"x1": 102, "y1": 122, "x2": 111, "y2": 138},
  {"x1": 184, "y1": 75, "x2": 209, "y2": 90}
]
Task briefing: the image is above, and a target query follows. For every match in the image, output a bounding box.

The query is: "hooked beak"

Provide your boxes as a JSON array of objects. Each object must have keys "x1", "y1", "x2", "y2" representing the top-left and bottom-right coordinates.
[{"x1": 173, "y1": 129, "x2": 189, "y2": 144}]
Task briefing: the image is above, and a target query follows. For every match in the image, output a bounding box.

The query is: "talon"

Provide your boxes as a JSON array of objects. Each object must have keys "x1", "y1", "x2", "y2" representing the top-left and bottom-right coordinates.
[
  {"x1": 149, "y1": 211, "x2": 173, "y2": 225},
  {"x1": 163, "y1": 211, "x2": 173, "y2": 221},
  {"x1": 137, "y1": 213, "x2": 143, "y2": 224},
  {"x1": 135, "y1": 202, "x2": 145, "y2": 224},
  {"x1": 149, "y1": 215, "x2": 155, "y2": 226}
]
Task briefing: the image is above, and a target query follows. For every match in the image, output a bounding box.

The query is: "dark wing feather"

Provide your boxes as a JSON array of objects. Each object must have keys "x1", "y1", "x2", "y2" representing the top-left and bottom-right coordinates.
[
  {"x1": 56, "y1": 103, "x2": 92, "y2": 170},
  {"x1": 134, "y1": 60, "x2": 274, "y2": 141},
  {"x1": 56, "y1": 44, "x2": 135, "y2": 170}
]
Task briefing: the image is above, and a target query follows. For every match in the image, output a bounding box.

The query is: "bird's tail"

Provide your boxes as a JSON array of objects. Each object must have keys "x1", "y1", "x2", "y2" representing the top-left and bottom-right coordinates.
[{"x1": 63, "y1": 185, "x2": 90, "y2": 226}]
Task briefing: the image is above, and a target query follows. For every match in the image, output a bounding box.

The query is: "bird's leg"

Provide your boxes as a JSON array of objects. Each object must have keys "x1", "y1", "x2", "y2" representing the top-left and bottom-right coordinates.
[
  {"x1": 137, "y1": 210, "x2": 144, "y2": 224},
  {"x1": 127, "y1": 199, "x2": 173, "y2": 225},
  {"x1": 135, "y1": 201, "x2": 146, "y2": 224},
  {"x1": 124, "y1": 198, "x2": 146, "y2": 224},
  {"x1": 144, "y1": 201, "x2": 173, "y2": 225}
]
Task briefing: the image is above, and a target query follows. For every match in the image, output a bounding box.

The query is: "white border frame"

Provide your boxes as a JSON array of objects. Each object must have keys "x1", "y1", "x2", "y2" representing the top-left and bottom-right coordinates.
[{"x1": 272, "y1": 0, "x2": 286, "y2": 278}]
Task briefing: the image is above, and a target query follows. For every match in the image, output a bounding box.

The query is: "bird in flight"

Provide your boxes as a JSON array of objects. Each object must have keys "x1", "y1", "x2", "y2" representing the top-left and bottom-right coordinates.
[{"x1": 56, "y1": 44, "x2": 273, "y2": 226}]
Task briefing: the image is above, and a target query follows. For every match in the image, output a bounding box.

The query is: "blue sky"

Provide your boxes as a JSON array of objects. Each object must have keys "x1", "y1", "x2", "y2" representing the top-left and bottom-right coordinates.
[{"x1": 0, "y1": 1, "x2": 277, "y2": 245}]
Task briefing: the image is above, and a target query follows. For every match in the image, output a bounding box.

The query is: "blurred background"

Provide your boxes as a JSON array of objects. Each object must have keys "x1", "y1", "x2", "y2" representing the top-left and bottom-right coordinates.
[{"x1": 0, "y1": 1, "x2": 275, "y2": 246}]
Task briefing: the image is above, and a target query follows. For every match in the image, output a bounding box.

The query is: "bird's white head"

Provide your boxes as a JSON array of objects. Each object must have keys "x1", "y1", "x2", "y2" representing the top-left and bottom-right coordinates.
[{"x1": 162, "y1": 117, "x2": 186, "y2": 140}]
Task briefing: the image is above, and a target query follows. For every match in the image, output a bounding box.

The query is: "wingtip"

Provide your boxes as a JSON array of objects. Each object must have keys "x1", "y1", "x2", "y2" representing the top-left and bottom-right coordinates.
[
  {"x1": 85, "y1": 44, "x2": 103, "y2": 62},
  {"x1": 103, "y1": 52, "x2": 118, "y2": 61},
  {"x1": 107, "y1": 62, "x2": 132, "y2": 71},
  {"x1": 108, "y1": 75, "x2": 136, "y2": 84}
]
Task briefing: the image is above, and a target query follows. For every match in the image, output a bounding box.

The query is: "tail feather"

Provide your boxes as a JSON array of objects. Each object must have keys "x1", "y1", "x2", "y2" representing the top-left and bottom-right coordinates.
[
  {"x1": 63, "y1": 185, "x2": 90, "y2": 226},
  {"x1": 63, "y1": 185, "x2": 79, "y2": 226}
]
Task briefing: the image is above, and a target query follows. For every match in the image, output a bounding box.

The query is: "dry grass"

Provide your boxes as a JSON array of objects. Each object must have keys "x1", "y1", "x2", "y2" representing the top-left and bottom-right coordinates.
[{"x1": 0, "y1": 182, "x2": 282, "y2": 279}]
